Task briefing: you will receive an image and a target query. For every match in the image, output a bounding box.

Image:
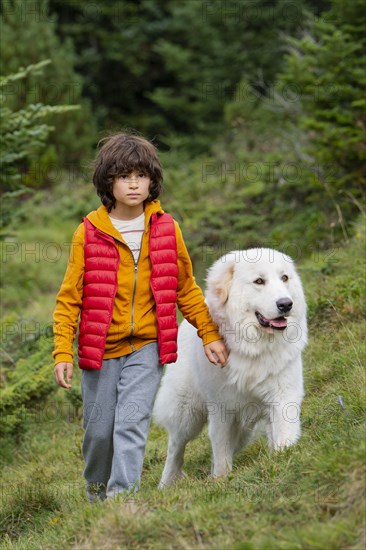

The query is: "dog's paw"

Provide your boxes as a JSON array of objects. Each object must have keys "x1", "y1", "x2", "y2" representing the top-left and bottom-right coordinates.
[
  {"x1": 158, "y1": 470, "x2": 187, "y2": 489},
  {"x1": 272, "y1": 437, "x2": 298, "y2": 451}
]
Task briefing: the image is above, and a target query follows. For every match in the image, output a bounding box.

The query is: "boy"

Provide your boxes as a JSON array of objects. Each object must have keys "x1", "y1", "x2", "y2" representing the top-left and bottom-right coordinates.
[{"x1": 53, "y1": 132, "x2": 227, "y2": 502}]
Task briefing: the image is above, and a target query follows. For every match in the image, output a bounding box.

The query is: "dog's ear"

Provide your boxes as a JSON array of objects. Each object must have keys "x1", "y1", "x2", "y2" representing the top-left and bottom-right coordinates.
[{"x1": 215, "y1": 263, "x2": 235, "y2": 305}]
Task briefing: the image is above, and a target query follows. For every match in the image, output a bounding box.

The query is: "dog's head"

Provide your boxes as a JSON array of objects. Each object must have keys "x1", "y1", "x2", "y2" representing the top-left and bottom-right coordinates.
[{"x1": 205, "y1": 248, "x2": 307, "y2": 354}]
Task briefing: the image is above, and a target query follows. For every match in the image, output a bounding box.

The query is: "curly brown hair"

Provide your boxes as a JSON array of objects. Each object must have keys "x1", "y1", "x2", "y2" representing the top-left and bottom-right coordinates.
[{"x1": 92, "y1": 132, "x2": 163, "y2": 211}]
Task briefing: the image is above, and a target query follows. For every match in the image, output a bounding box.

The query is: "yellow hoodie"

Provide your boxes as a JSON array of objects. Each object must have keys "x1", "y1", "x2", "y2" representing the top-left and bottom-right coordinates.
[{"x1": 53, "y1": 200, "x2": 221, "y2": 365}]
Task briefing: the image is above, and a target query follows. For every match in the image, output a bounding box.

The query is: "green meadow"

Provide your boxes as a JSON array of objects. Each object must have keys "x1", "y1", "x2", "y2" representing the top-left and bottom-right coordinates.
[{"x1": 1, "y1": 184, "x2": 364, "y2": 549}]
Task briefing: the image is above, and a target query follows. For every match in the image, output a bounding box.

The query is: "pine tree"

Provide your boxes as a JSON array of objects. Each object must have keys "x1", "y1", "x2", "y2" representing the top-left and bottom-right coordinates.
[
  {"x1": 0, "y1": 61, "x2": 80, "y2": 233},
  {"x1": 279, "y1": 0, "x2": 366, "y2": 196},
  {"x1": 49, "y1": 0, "x2": 320, "y2": 152},
  {"x1": 0, "y1": 0, "x2": 96, "y2": 170}
]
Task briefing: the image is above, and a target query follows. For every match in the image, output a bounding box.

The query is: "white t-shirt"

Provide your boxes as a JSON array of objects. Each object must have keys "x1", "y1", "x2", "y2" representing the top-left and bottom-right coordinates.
[{"x1": 109, "y1": 212, "x2": 145, "y2": 263}]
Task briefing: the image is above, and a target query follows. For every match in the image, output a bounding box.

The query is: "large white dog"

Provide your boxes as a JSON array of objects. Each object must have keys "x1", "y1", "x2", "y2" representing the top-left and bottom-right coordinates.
[{"x1": 153, "y1": 248, "x2": 308, "y2": 487}]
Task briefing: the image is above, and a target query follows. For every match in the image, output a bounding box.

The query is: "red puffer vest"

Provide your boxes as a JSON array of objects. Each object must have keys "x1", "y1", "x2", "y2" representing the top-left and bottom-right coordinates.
[{"x1": 78, "y1": 213, "x2": 178, "y2": 370}]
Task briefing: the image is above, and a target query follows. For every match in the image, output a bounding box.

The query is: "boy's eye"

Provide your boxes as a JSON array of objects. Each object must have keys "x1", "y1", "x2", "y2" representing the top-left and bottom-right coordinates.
[{"x1": 119, "y1": 172, "x2": 146, "y2": 179}]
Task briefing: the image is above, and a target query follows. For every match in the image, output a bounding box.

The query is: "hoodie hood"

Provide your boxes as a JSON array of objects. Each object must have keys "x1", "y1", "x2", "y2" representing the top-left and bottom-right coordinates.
[{"x1": 86, "y1": 200, "x2": 164, "y2": 240}]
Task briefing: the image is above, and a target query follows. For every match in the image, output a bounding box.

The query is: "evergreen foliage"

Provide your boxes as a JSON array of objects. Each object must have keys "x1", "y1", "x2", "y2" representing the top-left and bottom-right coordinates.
[
  {"x1": 0, "y1": 336, "x2": 55, "y2": 439},
  {"x1": 49, "y1": 0, "x2": 320, "y2": 151},
  {"x1": 279, "y1": 0, "x2": 366, "y2": 196},
  {"x1": 0, "y1": 61, "x2": 79, "y2": 190},
  {"x1": 160, "y1": 0, "x2": 366, "y2": 260},
  {"x1": 0, "y1": 62, "x2": 80, "y2": 237},
  {"x1": 0, "y1": 0, "x2": 96, "y2": 168}
]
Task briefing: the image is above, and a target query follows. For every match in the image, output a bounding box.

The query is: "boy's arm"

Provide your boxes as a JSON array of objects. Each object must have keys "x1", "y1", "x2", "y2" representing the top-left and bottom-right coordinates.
[
  {"x1": 53, "y1": 223, "x2": 85, "y2": 366},
  {"x1": 175, "y1": 221, "x2": 223, "y2": 346}
]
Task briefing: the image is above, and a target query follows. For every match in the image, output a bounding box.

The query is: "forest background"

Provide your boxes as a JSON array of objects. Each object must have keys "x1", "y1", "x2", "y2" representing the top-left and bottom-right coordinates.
[{"x1": 0, "y1": 0, "x2": 365, "y2": 548}]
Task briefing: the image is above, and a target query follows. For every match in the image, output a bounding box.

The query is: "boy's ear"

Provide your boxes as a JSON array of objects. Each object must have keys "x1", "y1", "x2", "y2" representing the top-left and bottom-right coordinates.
[{"x1": 215, "y1": 263, "x2": 235, "y2": 305}]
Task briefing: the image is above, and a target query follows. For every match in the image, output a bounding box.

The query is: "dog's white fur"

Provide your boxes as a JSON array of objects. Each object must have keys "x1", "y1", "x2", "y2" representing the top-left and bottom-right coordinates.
[{"x1": 153, "y1": 248, "x2": 307, "y2": 487}]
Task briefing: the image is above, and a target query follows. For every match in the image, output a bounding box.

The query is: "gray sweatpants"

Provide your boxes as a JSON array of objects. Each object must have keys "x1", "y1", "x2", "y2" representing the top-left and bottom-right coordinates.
[{"x1": 81, "y1": 342, "x2": 163, "y2": 500}]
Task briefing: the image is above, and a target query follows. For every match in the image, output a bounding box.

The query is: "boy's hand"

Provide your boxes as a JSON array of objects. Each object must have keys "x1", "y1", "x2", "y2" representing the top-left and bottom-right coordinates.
[
  {"x1": 54, "y1": 362, "x2": 73, "y2": 388},
  {"x1": 204, "y1": 340, "x2": 228, "y2": 368}
]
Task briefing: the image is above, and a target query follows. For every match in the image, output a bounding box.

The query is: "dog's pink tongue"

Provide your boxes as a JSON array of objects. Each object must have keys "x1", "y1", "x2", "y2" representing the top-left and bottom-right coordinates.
[{"x1": 269, "y1": 318, "x2": 287, "y2": 328}]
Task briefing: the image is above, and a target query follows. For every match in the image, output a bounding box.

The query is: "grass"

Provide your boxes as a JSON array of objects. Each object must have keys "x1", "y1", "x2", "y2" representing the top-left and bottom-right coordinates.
[{"x1": 0, "y1": 189, "x2": 365, "y2": 549}]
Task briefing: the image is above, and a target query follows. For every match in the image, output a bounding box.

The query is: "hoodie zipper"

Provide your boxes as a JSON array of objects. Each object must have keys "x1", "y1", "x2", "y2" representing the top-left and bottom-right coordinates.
[
  {"x1": 129, "y1": 261, "x2": 138, "y2": 351},
  {"x1": 128, "y1": 231, "x2": 145, "y2": 352}
]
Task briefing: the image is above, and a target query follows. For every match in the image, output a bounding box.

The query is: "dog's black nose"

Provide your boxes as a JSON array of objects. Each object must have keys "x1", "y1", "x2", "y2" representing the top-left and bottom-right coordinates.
[{"x1": 276, "y1": 298, "x2": 293, "y2": 313}]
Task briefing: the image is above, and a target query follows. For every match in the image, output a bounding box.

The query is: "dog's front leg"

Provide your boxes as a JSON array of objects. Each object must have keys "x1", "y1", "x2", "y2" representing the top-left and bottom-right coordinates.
[
  {"x1": 208, "y1": 415, "x2": 235, "y2": 477},
  {"x1": 266, "y1": 398, "x2": 302, "y2": 451}
]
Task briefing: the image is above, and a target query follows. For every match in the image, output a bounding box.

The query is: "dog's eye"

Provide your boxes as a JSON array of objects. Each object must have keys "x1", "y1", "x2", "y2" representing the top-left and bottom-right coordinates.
[
  {"x1": 281, "y1": 275, "x2": 289, "y2": 282},
  {"x1": 254, "y1": 278, "x2": 265, "y2": 285}
]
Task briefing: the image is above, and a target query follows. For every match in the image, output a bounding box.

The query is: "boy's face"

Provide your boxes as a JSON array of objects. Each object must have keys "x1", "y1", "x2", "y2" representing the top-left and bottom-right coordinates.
[{"x1": 113, "y1": 170, "x2": 151, "y2": 208}]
